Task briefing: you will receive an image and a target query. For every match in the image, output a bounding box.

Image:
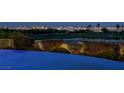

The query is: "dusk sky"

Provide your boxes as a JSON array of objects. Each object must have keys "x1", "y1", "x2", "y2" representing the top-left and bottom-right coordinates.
[{"x1": 0, "y1": 22, "x2": 124, "y2": 27}]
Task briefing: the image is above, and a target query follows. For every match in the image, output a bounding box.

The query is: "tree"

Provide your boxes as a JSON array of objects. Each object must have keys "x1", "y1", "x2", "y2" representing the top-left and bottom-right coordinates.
[
  {"x1": 96, "y1": 23, "x2": 100, "y2": 32},
  {"x1": 121, "y1": 25, "x2": 124, "y2": 31},
  {"x1": 0, "y1": 31, "x2": 9, "y2": 38},
  {"x1": 101, "y1": 28, "x2": 109, "y2": 33},
  {"x1": 87, "y1": 25, "x2": 92, "y2": 31},
  {"x1": 116, "y1": 24, "x2": 120, "y2": 33}
]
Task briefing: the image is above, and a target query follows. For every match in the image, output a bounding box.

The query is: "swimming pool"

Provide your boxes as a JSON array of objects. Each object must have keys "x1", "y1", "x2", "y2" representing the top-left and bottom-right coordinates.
[{"x1": 0, "y1": 50, "x2": 124, "y2": 70}]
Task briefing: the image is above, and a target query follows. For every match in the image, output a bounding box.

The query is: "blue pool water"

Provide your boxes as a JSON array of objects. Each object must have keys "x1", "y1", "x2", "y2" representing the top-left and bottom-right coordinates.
[{"x1": 0, "y1": 50, "x2": 124, "y2": 70}]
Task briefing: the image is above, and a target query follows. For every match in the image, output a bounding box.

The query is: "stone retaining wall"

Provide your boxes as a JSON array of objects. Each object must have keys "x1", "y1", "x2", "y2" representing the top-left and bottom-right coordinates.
[{"x1": 0, "y1": 39, "x2": 14, "y2": 48}]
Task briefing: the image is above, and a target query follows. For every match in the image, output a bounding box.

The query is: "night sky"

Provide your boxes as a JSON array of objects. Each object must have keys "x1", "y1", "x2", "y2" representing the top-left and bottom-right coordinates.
[{"x1": 0, "y1": 22, "x2": 124, "y2": 27}]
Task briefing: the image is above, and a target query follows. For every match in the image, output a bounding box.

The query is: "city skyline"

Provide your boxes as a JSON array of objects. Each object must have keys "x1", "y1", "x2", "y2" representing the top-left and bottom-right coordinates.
[{"x1": 0, "y1": 22, "x2": 124, "y2": 27}]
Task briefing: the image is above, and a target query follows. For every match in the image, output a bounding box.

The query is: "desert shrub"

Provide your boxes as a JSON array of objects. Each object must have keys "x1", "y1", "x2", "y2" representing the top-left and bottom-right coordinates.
[
  {"x1": 118, "y1": 55, "x2": 124, "y2": 61},
  {"x1": 96, "y1": 50, "x2": 116, "y2": 60}
]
